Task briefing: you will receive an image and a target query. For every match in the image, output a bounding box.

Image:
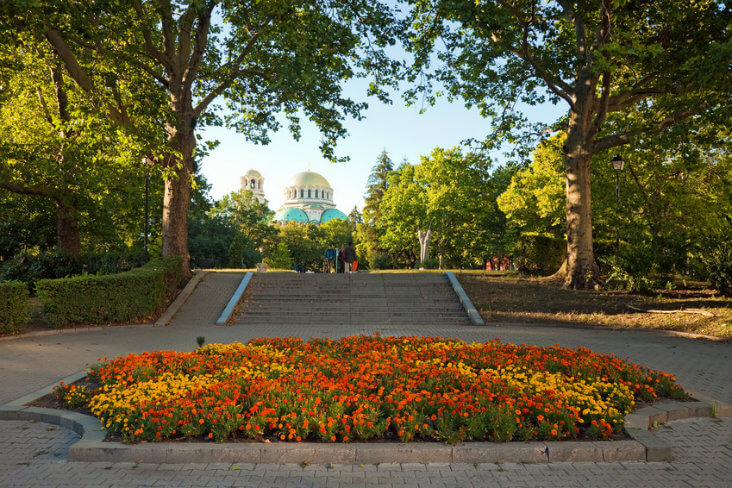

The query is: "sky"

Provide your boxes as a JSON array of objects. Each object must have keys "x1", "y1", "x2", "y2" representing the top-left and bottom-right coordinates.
[{"x1": 198, "y1": 79, "x2": 566, "y2": 215}]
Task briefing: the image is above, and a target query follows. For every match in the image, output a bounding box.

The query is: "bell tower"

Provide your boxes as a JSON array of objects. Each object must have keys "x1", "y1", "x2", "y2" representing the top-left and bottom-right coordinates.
[{"x1": 240, "y1": 169, "x2": 265, "y2": 203}]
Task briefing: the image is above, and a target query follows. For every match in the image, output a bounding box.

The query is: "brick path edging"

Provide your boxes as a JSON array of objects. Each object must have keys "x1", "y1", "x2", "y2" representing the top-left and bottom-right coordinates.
[{"x1": 3, "y1": 372, "x2": 730, "y2": 465}]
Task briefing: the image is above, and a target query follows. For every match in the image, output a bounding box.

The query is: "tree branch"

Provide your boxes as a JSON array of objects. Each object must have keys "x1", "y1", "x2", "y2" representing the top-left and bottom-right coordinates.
[
  {"x1": 0, "y1": 179, "x2": 52, "y2": 198},
  {"x1": 35, "y1": 87, "x2": 54, "y2": 126},
  {"x1": 498, "y1": 0, "x2": 574, "y2": 108},
  {"x1": 193, "y1": 23, "x2": 270, "y2": 117},
  {"x1": 131, "y1": 0, "x2": 173, "y2": 73},
  {"x1": 157, "y1": 0, "x2": 179, "y2": 74},
  {"x1": 591, "y1": 108, "x2": 699, "y2": 153},
  {"x1": 183, "y1": 4, "x2": 214, "y2": 95},
  {"x1": 176, "y1": 4, "x2": 197, "y2": 80},
  {"x1": 44, "y1": 29, "x2": 94, "y2": 93}
]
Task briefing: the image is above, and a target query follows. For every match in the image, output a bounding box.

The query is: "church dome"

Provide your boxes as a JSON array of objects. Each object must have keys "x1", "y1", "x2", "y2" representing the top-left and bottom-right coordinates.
[
  {"x1": 320, "y1": 208, "x2": 347, "y2": 223},
  {"x1": 288, "y1": 171, "x2": 331, "y2": 188},
  {"x1": 274, "y1": 207, "x2": 309, "y2": 223},
  {"x1": 245, "y1": 169, "x2": 262, "y2": 177}
]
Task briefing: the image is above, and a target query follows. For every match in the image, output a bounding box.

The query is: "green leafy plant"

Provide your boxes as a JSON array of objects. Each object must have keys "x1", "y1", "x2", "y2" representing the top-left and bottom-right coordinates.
[
  {"x1": 0, "y1": 281, "x2": 29, "y2": 333},
  {"x1": 36, "y1": 257, "x2": 181, "y2": 327}
]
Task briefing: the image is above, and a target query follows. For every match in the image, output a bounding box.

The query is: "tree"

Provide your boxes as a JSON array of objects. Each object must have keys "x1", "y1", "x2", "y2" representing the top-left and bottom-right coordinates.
[
  {"x1": 377, "y1": 164, "x2": 425, "y2": 266},
  {"x1": 0, "y1": 40, "x2": 150, "y2": 257},
  {"x1": 263, "y1": 242, "x2": 293, "y2": 270},
  {"x1": 378, "y1": 147, "x2": 497, "y2": 268},
  {"x1": 8, "y1": 0, "x2": 401, "y2": 276},
  {"x1": 497, "y1": 134, "x2": 566, "y2": 239},
  {"x1": 277, "y1": 222, "x2": 324, "y2": 271},
  {"x1": 356, "y1": 150, "x2": 395, "y2": 267},
  {"x1": 363, "y1": 150, "x2": 394, "y2": 225},
  {"x1": 406, "y1": 0, "x2": 732, "y2": 287},
  {"x1": 347, "y1": 206, "x2": 363, "y2": 226},
  {"x1": 320, "y1": 219, "x2": 353, "y2": 249}
]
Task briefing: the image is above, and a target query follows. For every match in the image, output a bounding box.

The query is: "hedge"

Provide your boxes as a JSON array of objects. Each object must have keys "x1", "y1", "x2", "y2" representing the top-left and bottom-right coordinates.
[
  {"x1": 36, "y1": 257, "x2": 182, "y2": 327},
  {"x1": 0, "y1": 281, "x2": 30, "y2": 334}
]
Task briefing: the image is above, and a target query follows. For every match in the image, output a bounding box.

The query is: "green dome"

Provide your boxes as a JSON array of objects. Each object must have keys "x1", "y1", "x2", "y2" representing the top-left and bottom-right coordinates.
[
  {"x1": 275, "y1": 207, "x2": 308, "y2": 222},
  {"x1": 320, "y1": 208, "x2": 347, "y2": 223},
  {"x1": 288, "y1": 170, "x2": 331, "y2": 188},
  {"x1": 246, "y1": 169, "x2": 262, "y2": 177}
]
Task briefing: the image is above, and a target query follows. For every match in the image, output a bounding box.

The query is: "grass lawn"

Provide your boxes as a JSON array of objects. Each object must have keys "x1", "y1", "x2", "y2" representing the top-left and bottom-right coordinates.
[{"x1": 458, "y1": 274, "x2": 732, "y2": 339}]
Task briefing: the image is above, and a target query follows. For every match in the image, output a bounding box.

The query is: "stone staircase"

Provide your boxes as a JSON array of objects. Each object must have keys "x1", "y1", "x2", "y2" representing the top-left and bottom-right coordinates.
[{"x1": 231, "y1": 272, "x2": 472, "y2": 326}]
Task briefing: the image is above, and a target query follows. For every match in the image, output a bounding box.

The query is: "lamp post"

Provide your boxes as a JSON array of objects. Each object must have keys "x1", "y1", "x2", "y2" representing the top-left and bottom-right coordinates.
[
  {"x1": 142, "y1": 157, "x2": 152, "y2": 259},
  {"x1": 612, "y1": 155, "x2": 624, "y2": 252}
]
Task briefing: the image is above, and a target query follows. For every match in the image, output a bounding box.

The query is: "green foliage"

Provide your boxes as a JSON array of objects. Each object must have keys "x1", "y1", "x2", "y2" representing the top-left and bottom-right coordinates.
[
  {"x1": 35, "y1": 257, "x2": 181, "y2": 327},
  {"x1": 377, "y1": 147, "x2": 506, "y2": 268},
  {"x1": 513, "y1": 234, "x2": 565, "y2": 276},
  {"x1": 0, "y1": 280, "x2": 29, "y2": 333},
  {"x1": 421, "y1": 257, "x2": 440, "y2": 269},
  {"x1": 700, "y1": 238, "x2": 732, "y2": 296},
  {"x1": 370, "y1": 254, "x2": 391, "y2": 270},
  {"x1": 242, "y1": 248, "x2": 263, "y2": 268},
  {"x1": 263, "y1": 243, "x2": 293, "y2": 270},
  {"x1": 227, "y1": 234, "x2": 245, "y2": 269},
  {"x1": 0, "y1": 37, "x2": 154, "y2": 257},
  {"x1": 319, "y1": 219, "x2": 353, "y2": 250},
  {"x1": 275, "y1": 222, "x2": 323, "y2": 271},
  {"x1": 497, "y1": 134, "x2": 565, "y2": 238},
  {"x1": 0, "y1": 251, "x2": 83, "y2": 289},
  {"x1": 601, "y1": 256, "x2": 660, "y2": 294}
]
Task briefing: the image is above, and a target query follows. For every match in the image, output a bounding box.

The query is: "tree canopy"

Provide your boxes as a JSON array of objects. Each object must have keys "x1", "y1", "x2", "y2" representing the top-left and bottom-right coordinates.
[{"x1": 405, "y1": 0, "x2": 732, "y2": 287}]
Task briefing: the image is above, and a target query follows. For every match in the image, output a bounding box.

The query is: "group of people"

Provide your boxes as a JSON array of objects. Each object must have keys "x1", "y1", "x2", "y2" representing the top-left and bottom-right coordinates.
[{"x1": 323, "y1": 242, "x2": 357, "y2": 273}]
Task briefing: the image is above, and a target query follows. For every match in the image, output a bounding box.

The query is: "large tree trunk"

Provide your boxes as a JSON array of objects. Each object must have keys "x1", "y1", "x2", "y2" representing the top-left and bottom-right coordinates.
[
  {"x1": 56, "y1": 202, "x2": 81, "y2": 257},
  {"x1": 162, "y1": 163, "x2": 191, "y2": 275},
  {"x1": 161, "y1": 105, "x2": 195, "y2": 279},
  {"x1": 563, "y1": 88, "x2": 600, "y2": 289}
]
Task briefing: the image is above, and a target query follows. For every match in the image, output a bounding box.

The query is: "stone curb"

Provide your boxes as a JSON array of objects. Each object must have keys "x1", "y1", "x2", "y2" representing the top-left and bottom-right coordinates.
[
  {"x1": 216, "y1": 272, "x2": 253, "y2": 325},
  {"x1": 5, "y1": 373, "x2": 729, "y2": 465},
  {"x1": 154, "y1": 270, "x2": 210, "y2": 326},
  {"x1": 445, "y1": 272, "x2": 485, "y2": 326},
  {"x1": 623, "y1": 398, "x2": 732, "y2": 461}
]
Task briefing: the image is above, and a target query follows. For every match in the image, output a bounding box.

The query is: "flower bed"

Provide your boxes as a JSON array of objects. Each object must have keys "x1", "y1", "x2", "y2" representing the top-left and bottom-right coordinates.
[{"x1": 55, "y1": 335, "x2": 688, "y2": 444}]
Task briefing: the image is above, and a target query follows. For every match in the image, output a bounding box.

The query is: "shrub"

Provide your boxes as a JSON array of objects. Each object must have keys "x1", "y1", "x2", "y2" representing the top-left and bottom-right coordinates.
[
  {"x1": 701, "y1": 240, "x2": 732, "y2": 296},
  {"x1": 263, "y1": 243, "x2": 293, "y2": 270},
  {"x1": 83, "y1": 251, "x2": 147, "y2": 275},
  {"x1": 371, "y1": 254, "x2": 391, "y2": 270},
  {"x1": 513, "y1": 233, "x2": 565, "y2": 275},
  {"x1": 0, "y1": 251, "x2": 83, "y2": 289},
  {"x1": 0, "y1": 281, "x2": 29, "y2": 334},
  {"x1": 421, "y1": 257, "x2": 440, "y2": 269},
  {"x1": 36, "y1": 256, "x2": 182, "y2": 327}
]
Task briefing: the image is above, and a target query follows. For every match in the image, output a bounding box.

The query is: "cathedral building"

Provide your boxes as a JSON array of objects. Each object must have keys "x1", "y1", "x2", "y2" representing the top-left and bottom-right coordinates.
[{"x1": 240, "y1": 168, "x2": 347, "y2": 224}]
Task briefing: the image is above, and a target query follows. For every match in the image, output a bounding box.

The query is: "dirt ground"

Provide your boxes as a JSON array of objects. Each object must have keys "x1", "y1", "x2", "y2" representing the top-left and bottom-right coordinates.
[{"x1": 458, "y1": 274, "x2": 732, "y2": 339}]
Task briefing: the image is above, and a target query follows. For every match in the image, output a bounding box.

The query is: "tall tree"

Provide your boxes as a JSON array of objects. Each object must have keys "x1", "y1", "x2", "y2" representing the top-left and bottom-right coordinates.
[
  {"x1": 406, "y1": 0, "x2": 732, "y2": 287},
  {"x1": 358, "y1": 150, "x2": 395, "y2": 265},
  {"x1": 363, "y1": 150, "x2": 395, "y2": 225},
  {"x1": 7, "y1": 0, "x2": 400, "y2": 276},
  {"x1": 0, "y1": 41, "x2": 148, "y2": 257}
]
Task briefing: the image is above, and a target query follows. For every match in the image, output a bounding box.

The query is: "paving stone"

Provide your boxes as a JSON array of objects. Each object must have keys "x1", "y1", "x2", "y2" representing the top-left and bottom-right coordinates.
[{"x1": 2, "y1": 272, "x2": 732, "y2": 487}]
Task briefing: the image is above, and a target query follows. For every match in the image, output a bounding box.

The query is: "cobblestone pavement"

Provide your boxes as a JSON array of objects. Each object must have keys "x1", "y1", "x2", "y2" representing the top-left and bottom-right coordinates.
[
  {"x1": 1, "y1": 272, "x2": 731, "y2": 487},
  {"x1": 1, "y1": 418, "x2": 730, "y2": 487}
]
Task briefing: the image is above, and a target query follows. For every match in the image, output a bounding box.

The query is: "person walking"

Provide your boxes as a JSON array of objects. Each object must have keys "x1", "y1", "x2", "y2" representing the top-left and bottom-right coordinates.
[
  {"x1": 337, "y1": 245, "x2": 346, "y2": 273},
  {"x1": 323, "y1": 243, "x2": 337, "y2": 273},
  {"x1": 344, "y1": 241, "x2": 357, "y2": 273}
]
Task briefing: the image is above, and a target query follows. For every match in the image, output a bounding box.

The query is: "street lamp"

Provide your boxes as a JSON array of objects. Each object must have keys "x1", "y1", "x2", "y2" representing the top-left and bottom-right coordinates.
[
  {"x1": 612, "y1": 155, "x2": 624, "y2": 252},
  {"x1": 142, "y1": 156, "x2": 152, "y2": 259}
]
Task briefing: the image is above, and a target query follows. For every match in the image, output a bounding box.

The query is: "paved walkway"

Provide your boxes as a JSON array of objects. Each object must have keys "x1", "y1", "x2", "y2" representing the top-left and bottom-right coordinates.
[{"x1": 1, "y1": 272, "x2": 730, "y2": 487}]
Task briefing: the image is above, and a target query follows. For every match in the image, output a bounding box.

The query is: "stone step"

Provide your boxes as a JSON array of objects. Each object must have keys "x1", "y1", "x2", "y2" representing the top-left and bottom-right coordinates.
[{"x1": 231, "y1": 272, "x2": 471, "y2": 326}]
